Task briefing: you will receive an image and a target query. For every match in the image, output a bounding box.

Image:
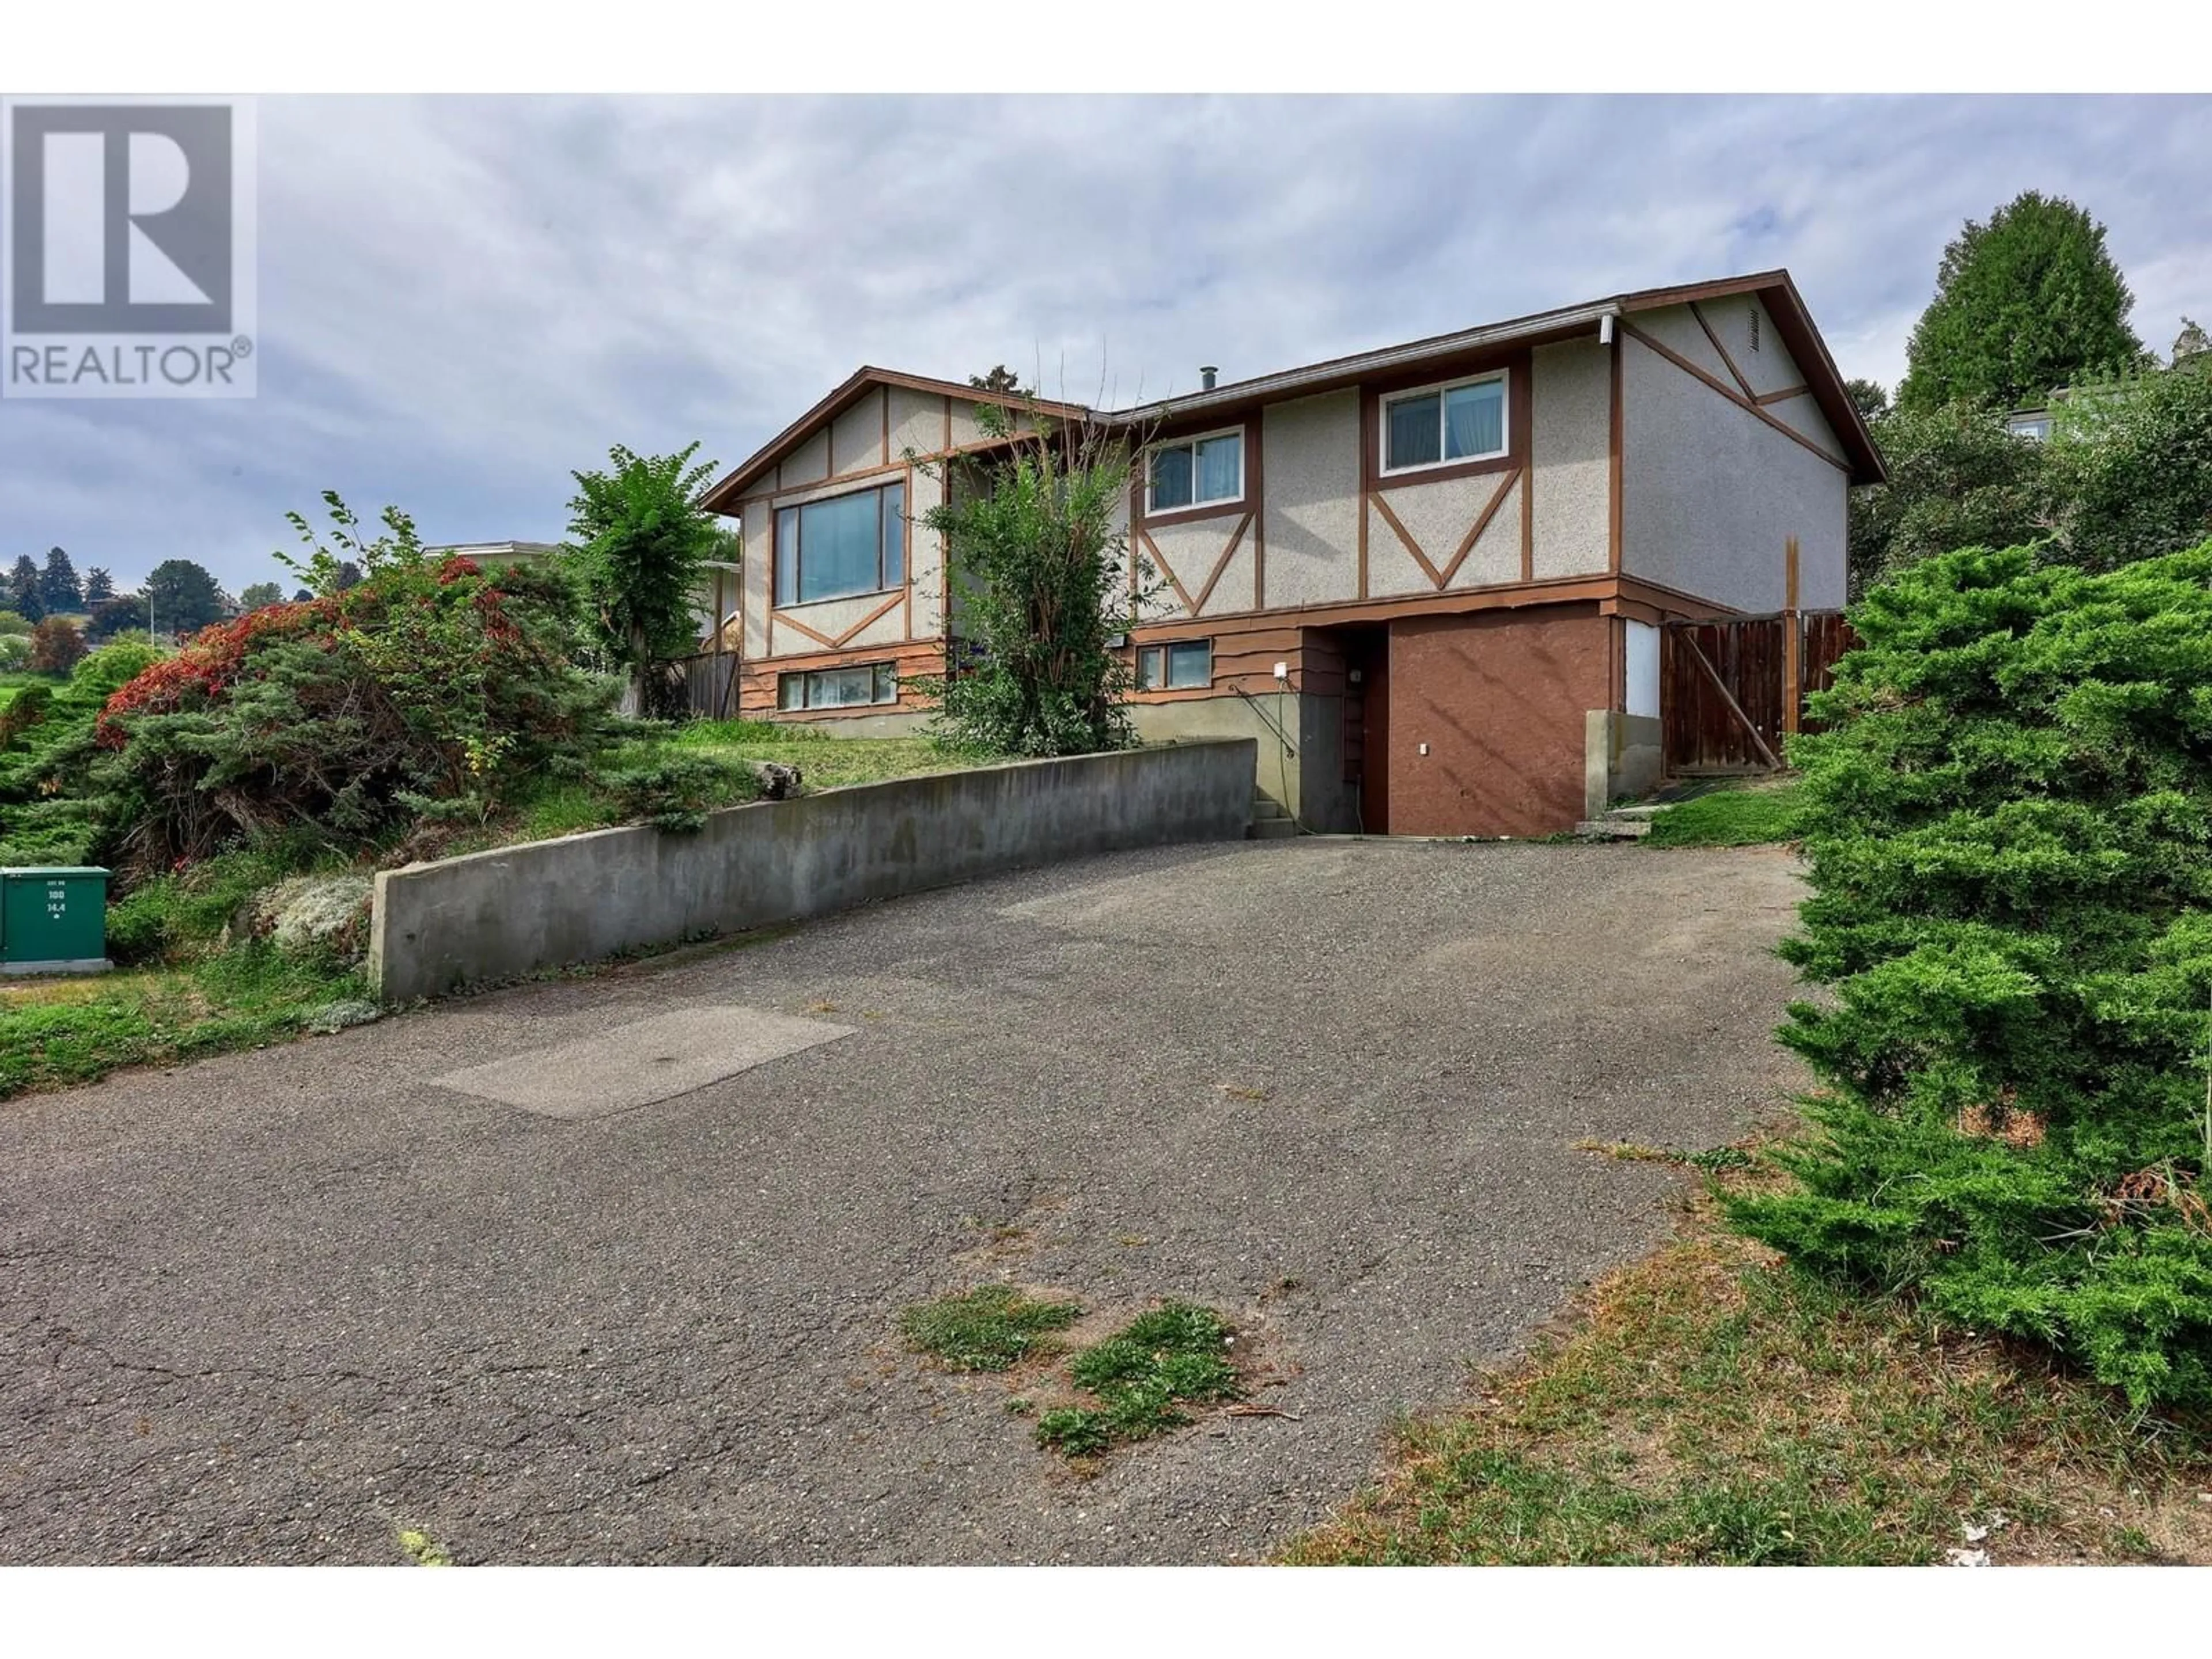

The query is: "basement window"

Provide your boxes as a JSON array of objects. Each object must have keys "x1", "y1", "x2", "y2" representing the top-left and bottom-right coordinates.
[
  {"x1": 1381, "y1": 372, "x2": 1507, "y2": 474},
  {"x1": 777, "y1": 661, "x2": 899, "y2": 711},
  {"x1": 1137, "y1": 639, "x2": 1213, "y2": 691}
]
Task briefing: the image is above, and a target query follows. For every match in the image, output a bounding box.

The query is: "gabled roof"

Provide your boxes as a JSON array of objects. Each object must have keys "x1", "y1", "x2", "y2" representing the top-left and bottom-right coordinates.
[
  {"x1": 701, "y1": 369, "x2": 1089, "y2": 512},
  {"x1": 703, "y1": 271, "x2": 1884, "y2": 509},
  {"x1": 1109, "y1": 270, "x2": 1883, "y2": 484}
]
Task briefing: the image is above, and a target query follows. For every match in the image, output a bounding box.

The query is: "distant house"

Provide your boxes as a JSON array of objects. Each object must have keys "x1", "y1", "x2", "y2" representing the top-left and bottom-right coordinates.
[{"x1": 700, "y1": 268, "x2": 1883, "y2": 835}]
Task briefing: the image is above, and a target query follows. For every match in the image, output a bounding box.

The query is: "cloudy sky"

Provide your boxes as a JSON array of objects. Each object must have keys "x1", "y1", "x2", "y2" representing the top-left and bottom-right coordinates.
[{"x1": 4, "y1": 93, "x2": 2207, "y2": 594}]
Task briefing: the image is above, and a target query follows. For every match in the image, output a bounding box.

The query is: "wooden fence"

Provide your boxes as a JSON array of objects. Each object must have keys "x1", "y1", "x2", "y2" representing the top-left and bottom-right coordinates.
[{"x1": 1661, "y1": 611, "x2": 1855, "y2": 774}]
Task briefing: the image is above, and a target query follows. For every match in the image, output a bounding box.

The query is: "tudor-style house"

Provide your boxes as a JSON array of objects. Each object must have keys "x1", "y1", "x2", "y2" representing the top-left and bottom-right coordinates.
[{"x1": 699, "y1": 270, "x2": 1883, "y2": 837}]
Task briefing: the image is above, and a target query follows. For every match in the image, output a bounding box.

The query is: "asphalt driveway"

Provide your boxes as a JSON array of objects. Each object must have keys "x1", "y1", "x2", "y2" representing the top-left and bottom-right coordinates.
[{"x1": 0, "y1": 839, "x2": 1808, "y2": 1563}]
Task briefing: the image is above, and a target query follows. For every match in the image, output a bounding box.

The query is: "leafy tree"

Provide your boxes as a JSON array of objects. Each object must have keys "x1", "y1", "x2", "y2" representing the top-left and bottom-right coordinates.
[
  {"x1": 80, "y1": 566, "x2": 115, "y2": 607},
  {"x1": 2046, "y1": 366, "x2": 2212, "y2": 572},
  {"x1": 918, "y1": 411, "x2": 1150, "y2": 756},
  {"x1": 0, "y1": 609, "x2": 30, "y2": 637},
  {"x1": 142, "y1": 558, "x2": 226, "y2": 637},
  {"x1": 1897, "y1": 192, "x2": 2148, "y2": 414},
  {"x1": 39, "y1": 547, "x2": 81, "y2": 612},
  {"x1": 238, "y1": 581, "x2": 284, "y2": 611},
  {"x1": 561, "y1": 442, "x2": 722, "y2": 718},
  {"x1": 1732, "y1": 541, "x2": 2212, "y2": 1411},
  {"x1": 26, "y1": 617, "x2": 86, "y2": 674},
  {"x1": 1844, "y1": 378, "x2": 1889, "y2": 423},
  {"x1": 83, "y1": 594, "x2": 147, "y2": 643},
  {"x1": 969, "y1": 365, "x2": 1033, "y2": 398},
  {"x1": 7, "y1": 555, "x2": 46, "y2": 623},
  {"x1": 1846, "y1": 404, "x2": 2054, "y2": 596}
]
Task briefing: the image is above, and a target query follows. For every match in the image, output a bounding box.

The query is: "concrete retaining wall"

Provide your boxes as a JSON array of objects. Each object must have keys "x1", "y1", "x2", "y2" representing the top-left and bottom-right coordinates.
[{"x1": 369, "y1": 739, "x2": 1258, "y2": 1003}]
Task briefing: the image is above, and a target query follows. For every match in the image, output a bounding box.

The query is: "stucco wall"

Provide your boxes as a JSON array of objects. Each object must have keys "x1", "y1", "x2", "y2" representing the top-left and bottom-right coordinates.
[
  {"x1": 1259, "y1": 391, "x2": 1361, "y2": 609},
  {"x1": 370, "y1": 741, "x2": 1260, "y2": 1003},
  {"x1": 1528, "y1": 340, "x2": 1611, "y2": 578},
  {"x1": 1142, "y1": 509, "x2": 1254, "y2": 620},
  {"x1": 1384, "y1": 605, "x2": 1608, "y2": 837},
  {"x1": 1621, "y1": 322, "x2": 1849, "y2": 613},
  {"x1": 831, "y1": 388, "x2": 885, "y2": 476},
  {"x1": 1366, "y1": 470, "x2": 1522, "y2": 595}
]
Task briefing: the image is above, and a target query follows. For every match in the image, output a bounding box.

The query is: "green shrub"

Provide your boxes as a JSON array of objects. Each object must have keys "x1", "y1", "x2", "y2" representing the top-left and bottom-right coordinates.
[
  {"x1": 600, "y1": 751, "x2": 757, "y2": 832},
  {"x1": 1730, "y1": 540, "x2": 2212, "y2": 1412}
]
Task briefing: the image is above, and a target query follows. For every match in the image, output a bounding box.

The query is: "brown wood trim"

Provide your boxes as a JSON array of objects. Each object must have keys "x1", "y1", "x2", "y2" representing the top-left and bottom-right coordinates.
[
  {"x1": 1520, "y1": 445, "x2": 1534, "y2": 583},
  {"x1": 1680, "y1": 629, "x2": 1783, "y2": 770},
  {"x1": 1690, "y1": 300, "x2": 1756, "y2": 400},
  {"x1": 742, "y1": 640, "x2": 946, "y2": 678},
  {"x1": 1369, "y1": 491, "x2": 1446, "y2": 589},
  {"x1": 1620, "y1": 321, "x2": 1850, "y2": 475},
  {"x1": 880, "y1": 387, "x2": 891, "y2": 467},
  {"x1": 903, "y1": 460, "x2": 915, "y2": 639},
  {"x1": 1608, "y1": 335, "x2": 1624, "y2": 573},
  {"x1": 770, "y1": 588, "x2": 905, "y2": 654},
  {"x1": 1136, "y1": 528, "x2": 1195, "y2": 613},
  {"x1": 766, "y1": 459, "x2": 910, "y2": 509},
  {"x1": 1754, "y1": 383, "x2": 1812, "y2": 407},
  {"x1": 1437, "y1": 467, "x2": 1521, "y2": 589},
  {"x1": 1188, "y1": 514, "x2": 1253, "y2": 616},
  {"x1": 1782, "y1": 535, "x2": 1802, "y2": 738}
]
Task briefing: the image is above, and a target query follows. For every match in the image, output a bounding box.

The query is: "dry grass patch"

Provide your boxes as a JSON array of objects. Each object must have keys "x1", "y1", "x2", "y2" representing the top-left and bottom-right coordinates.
[{"x1": 1285, "y1": 1166, "x2": 2212, "y2": 1566}]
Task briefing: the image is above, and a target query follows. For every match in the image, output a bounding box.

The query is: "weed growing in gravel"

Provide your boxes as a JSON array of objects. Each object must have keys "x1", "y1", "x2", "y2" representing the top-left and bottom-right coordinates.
[
  {"x1": 1035, "y1": 1302, "x2": 1243, "y2": 1457},
  {"x1": 397, "y1": 1527, "x2": 452, "y2": 1566},
  {"x1": 1573, "y1": 1139, "x2": 1753, "y2": 1172},
  {"x1": 900, "y1": 1285, "x2": 1083, "y2": 1372}
]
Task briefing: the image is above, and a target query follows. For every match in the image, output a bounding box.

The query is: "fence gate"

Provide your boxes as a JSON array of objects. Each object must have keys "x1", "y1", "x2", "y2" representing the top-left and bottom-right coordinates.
[{"x1": 1661, "y1": 611, "x2": 1854, "y2": 774}]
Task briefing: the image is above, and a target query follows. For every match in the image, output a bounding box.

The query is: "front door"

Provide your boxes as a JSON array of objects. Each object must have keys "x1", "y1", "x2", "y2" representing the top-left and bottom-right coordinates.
[{"x1": 1346, "y1": 628, "x2": 1389, "y2": 835}]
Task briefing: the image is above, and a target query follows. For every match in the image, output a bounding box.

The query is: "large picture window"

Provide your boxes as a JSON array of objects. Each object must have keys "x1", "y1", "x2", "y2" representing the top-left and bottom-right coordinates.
[
  {"x1": 777, "y1": 662, "x2": 900, "y2": 711},
  {"x1": 1146, "y1": 429, "x2": 1244, "y2": 514},
  {"x1": 774, "y1": 480, "x2": 906, "y2": 606},
  {"x1": 1381, "y1": 373, "x2": 1507, "y2": 475}
]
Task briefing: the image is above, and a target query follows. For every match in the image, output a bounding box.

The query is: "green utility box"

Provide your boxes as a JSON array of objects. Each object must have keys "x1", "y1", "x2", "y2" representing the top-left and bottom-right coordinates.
[{"x1": 0, "y1": 866, "x2": 112, "y2": 975}]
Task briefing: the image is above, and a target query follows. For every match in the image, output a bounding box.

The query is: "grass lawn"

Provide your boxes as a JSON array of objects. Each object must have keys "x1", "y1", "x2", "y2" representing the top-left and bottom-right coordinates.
[
  {"x1": 0, "y1": 948, "x2": 373, "y2": 1099},
  {"x1": 1283, "y1": 1156, "x2": 2212, "y2": 1566},
  {"x1": 668, "y1": 718, "x2": 983, "y2": 793},
  {"x1": 1645, "y1": 778, "x2": 1804, "y2": 847}
]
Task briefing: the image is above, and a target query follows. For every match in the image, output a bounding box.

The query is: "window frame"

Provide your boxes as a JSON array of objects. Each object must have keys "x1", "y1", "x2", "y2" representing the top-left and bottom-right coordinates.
[
  {"x1": 1379, "y1": 370, "x2": 1510, "y2": 479},
  {"x1": 773, "y1": 478, "x2": 908, "y2": 608},
  {"x1": 1143, "y1": 426, "x2": 1247, "y2": 518},
  {"x1": 1135, "y1": 638, "x2": 1214, "y2": 693},
  {"x1": 775, "y1": 661, "x2": 901, "y2": 712}
]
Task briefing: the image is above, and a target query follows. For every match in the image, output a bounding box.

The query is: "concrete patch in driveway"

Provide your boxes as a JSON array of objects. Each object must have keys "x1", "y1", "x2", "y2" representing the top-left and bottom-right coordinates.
[{"x1": 432, "y1": 1005, "x2": 857, "y2": 1118}]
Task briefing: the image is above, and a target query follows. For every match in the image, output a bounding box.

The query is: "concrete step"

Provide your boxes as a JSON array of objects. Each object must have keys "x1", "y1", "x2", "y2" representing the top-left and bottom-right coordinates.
[
  {"x1": 1251, "y1": 797, "x2": 1289, "y2": 820},
  {"x1": 1247, "y1": 815, "x2": 1299, "y2": 840},
  {"x1": 1575, "y1": 818, "x2": 1653, "y2": 840}
]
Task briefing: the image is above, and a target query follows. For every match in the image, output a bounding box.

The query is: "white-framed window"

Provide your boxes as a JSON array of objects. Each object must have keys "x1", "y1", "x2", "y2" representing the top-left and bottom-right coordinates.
[
  {"x1": 2006, "y1": 412, "x2": 2052, "y2": 441},
  {"x1": 777, "y1": 661, "x2": 900, "y2": 711},
  {"x1": 1136, "y1": 639, "x2": 1212, "y2": 691},
  {"x1": 1381, "y1": 372, "x2": 1508, "y2": 475},
  {"x1": 774, "y1": 480, "x2": 906, "y2": 607},
  {"x1": 1146, "y1": 429, "x2": 1244, "y2": 514}
]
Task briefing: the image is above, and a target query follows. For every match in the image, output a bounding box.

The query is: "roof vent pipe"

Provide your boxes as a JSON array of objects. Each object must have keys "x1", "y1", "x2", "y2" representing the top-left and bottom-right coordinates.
[{"x1": 1200, "y1": 365, "x2": 1218, "y2": 391}]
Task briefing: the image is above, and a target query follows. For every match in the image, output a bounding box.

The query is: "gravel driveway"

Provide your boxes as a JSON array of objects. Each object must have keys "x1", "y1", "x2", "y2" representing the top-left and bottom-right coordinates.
[{"x1": 0, "y1": 839, "x2": 1807, "y2": 1563}]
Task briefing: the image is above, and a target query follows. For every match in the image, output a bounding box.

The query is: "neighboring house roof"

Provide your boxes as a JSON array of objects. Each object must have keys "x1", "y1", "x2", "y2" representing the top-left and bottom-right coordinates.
[
  {"x1": 703, "y1": 270, "x2": 1885, "y2": 505},
  {"x1": 427, "y1": 540, "x2": 562, "y2": 563},
  {"x1": 702, "y1": 370, "x2": 1090, "y2": 512}
]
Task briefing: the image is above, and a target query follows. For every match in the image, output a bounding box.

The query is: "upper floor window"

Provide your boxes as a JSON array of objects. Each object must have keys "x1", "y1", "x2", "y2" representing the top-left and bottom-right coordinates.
[
  {"x1": 2006, "y1": 412, "x2": 2052, "y2": 441},
  {"x1": 1146, "y1": 429, "x2": 1243, "y2": 514},
  {"x1": 1382, "y1": 373, "x2": 1506, "y2": 475},
  {"x1": 774, "y1": 479, "x2": 905, "y2": 607}
]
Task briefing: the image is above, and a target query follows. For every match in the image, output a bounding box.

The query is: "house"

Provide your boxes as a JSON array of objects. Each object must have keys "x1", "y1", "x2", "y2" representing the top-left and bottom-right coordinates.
[{"x1": 699, "y1": 269, "x2": 1884, "y2": 835}]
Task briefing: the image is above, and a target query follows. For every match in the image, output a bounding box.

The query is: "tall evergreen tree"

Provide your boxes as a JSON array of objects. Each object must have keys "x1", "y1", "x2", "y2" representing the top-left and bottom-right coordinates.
[
  {"x1": 1897, "y1": 191, "x2": 2148, "y2": 414},
  {"x1": 7, "y1": 555, "x2": 45, "y2": 623},
  {"x1": 38, "y1": 546, "x2": 81, "y2": 612},
  {"x1": 80, "y1": 566, "x2": 115, "y2": 607},
  {"x1": 142, "y1": 559, "x2": 226, "y2": 637}
]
